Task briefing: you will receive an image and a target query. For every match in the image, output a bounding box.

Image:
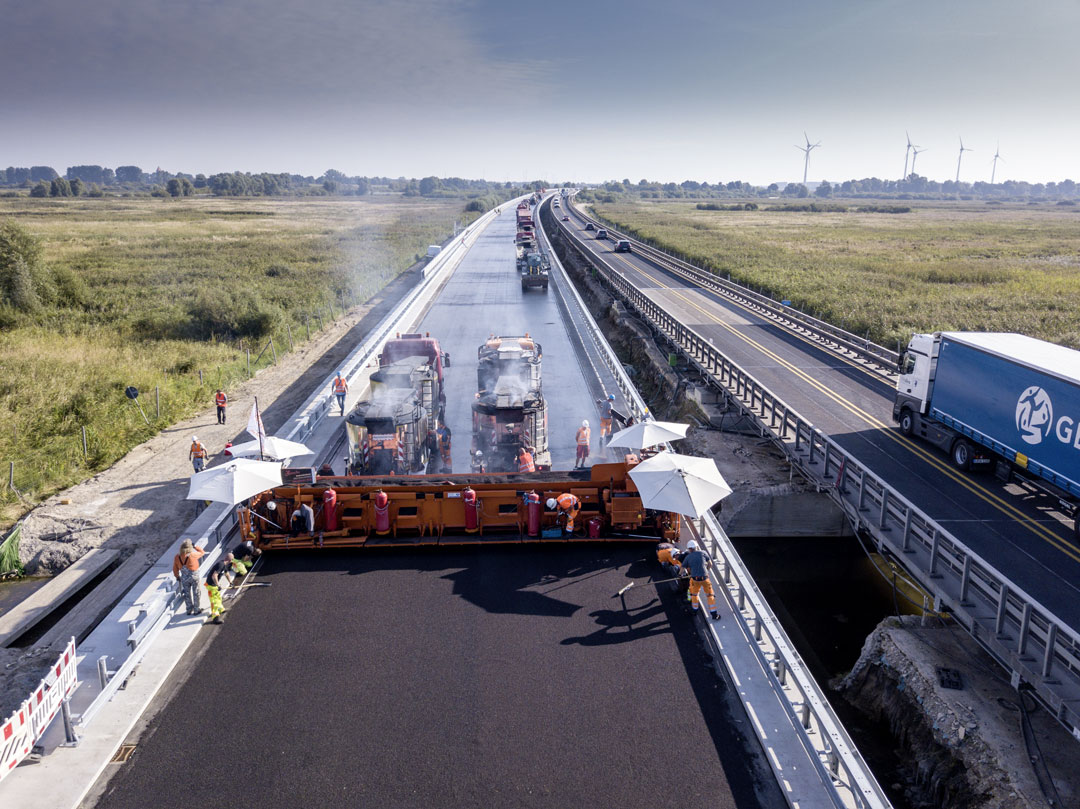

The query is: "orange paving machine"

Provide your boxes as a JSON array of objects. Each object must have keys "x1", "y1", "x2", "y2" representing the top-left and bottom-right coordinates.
[{"x1": 243, "y1": 460, "x2": 677, "y2": 550}]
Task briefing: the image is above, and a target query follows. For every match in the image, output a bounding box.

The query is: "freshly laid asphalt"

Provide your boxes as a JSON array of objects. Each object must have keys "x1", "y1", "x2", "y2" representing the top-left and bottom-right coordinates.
[{"x1": 95, "y1": 547, "x2": 780, "y2": 809}]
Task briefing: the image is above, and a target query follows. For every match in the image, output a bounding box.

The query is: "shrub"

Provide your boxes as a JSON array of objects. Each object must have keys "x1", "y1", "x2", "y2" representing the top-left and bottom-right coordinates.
[{"x1": 0, "y1": 221, "x2": 53, "y2": 312}]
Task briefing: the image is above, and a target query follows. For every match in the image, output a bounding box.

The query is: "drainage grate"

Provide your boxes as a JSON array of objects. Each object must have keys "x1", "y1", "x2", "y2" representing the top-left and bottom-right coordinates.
[
  {"x1": 111, "y1": 744, "x2": 136, "y2": 763},
  {"x1": 937, "y1": 667, "x2": 963, "y2": 690}
]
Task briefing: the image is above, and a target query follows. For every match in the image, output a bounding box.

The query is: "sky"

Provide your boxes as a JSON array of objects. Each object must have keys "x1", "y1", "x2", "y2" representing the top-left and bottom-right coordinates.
[{"x1": 2, "y1": 0, "x2": 1078, "y2": 185}]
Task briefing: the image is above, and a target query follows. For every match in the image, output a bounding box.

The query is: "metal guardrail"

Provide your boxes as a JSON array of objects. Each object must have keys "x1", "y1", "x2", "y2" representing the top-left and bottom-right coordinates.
[
  {"x1": 570, "y1": 202, "x2": 902, "y2": 375},
  {"x1": 540, "y1": 197, "x2": 892, "y2": 808},
  {"x1": 555, "y1": 210, "x2": 1080, "y2": 740}
]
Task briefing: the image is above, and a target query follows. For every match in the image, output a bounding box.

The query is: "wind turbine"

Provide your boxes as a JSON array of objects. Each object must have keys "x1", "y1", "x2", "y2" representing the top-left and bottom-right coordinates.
[
  {"x1": 795, "y1": 132, "x2": 821, "y2": 185},
  {"x1": 910, "y1": 145, "x2": 927, "y2": 176},
  {"x1": 990, "y1": 143, "x2": 1004, "y2": 184},
  {"x1": 955, "y1": 137, "x2": 973, "y2": 183},
  {"x1": 903, "y1": 131, "x2": 913, "y2": 179}
]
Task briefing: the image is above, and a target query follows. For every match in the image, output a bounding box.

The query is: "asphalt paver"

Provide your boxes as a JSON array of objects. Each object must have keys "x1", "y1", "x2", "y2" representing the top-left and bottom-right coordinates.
[{"x1": 95, "y1": 547, "x2": 778, "y2": 809}]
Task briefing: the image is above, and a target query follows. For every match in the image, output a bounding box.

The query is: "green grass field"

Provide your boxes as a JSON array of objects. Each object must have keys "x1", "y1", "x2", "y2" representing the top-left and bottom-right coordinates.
[
  {"x1": 589, "y1": 199, "x2": 1080, "y2": 351},
  {"x1": 0, "y1": 195, "x2": 475, "y2": 525}
]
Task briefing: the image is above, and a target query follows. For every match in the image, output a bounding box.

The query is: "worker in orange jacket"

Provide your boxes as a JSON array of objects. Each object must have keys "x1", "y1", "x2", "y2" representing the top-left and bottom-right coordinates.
[
  {"x1": 331, "y1": 371, "x2": 348, "y2": 415},
  {"x1": 546, "y1": 493, "x2": 580, "y2": 534},
  {"x1": 517, "y1": 447, "x2": 535, "y2": 473},
  {"x1": 189, "y1": 436, "x2": 208, "y2": 473},
  {"x1": 214, "y1": 389, "x2": 228, "y2": 424},
  {"x1": 574, "y1": 420, "x2": 591, "y2": 469}
]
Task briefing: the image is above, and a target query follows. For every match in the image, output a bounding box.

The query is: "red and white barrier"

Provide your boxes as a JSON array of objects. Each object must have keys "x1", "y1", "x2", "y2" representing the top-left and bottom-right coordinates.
[{"x1": 0, "y1": 638, "x2": 78, "y2": 782}]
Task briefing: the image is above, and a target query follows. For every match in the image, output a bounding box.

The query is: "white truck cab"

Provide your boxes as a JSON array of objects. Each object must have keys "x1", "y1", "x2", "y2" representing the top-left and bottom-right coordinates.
[{"x1": 896, "y1": 332, "x2": 939, "y2": 415}]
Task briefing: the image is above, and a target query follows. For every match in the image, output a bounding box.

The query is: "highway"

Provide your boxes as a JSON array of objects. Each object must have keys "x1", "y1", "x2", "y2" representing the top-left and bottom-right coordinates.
[
  {"x1": 90, "y1": 207, "x2": 781, "y2": 809},
  {"x1": 554, "y1": 203, "x2": 1080, "y2": 630},
  {"x1": 417, "y1": 211, "x2": 625, "y2": 471}
]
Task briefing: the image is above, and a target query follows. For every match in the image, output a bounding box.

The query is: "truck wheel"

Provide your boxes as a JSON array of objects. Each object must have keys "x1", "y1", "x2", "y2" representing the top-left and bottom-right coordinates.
[
  {"x1": 951, "y1": 439, "x2": 972, "y2": 471},
  {"x1": 899, "y1": 409, "x2": 914, "y2": 436}
]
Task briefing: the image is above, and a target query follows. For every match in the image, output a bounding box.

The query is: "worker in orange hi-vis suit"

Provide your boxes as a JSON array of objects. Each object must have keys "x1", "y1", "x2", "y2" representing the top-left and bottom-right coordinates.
[
  {"x1": 682, "y1": 539, "x2": 721, "y2": 620},
  {"x1": 574, "y1": 420, "x2": 591, "y2": 469},
  {"x1": 214, "y1": 389, "x2": 228, "y2": 424},
  {"x1": 546, "y1": 493, "x2": 581, "y2": 535},
  {"x1": 331, "y1": 371, "x2": 349, "y2": 415},
  {"x1": 517, "y1": 447, "x2": 535, "y2": 473},
  {"x1": 189, "y1": 436, "x2": 208, "y2": 473}
]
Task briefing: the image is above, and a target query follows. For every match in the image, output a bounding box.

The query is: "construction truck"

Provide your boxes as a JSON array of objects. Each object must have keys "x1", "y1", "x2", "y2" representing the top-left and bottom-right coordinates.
[
  {"x1": 344, "y1": 333, "x2": 449, "y2": 475},
  {"x1": 471, "y1": 334, "x2": 551, "y2": 472},
  {"x1": 519, "y1": 247, "x2": 550, "y2": 292}
]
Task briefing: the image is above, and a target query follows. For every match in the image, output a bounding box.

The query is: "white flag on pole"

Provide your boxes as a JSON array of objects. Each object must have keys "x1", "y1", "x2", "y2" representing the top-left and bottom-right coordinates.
[{"x1": 246, "y1": 402, "x2": 266, "y2": 442}]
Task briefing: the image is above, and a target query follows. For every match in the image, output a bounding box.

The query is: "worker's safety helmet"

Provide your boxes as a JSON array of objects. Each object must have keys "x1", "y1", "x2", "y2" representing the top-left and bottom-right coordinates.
[
  {"x1": 191, "y1": 435, "x2": 198, "y2": 442},
  {"x1": 607, "y1": 394, "x2": 615, "y2": 400},
  {"x1": 686, "y1": 539, "x2": 699, "y2": 551},
  {"x1": 546, "y1": 498, "x2": 558, "y2": 509},
  {"x1": 582, "y1": 419, "x2": 589, "y2": 428}
]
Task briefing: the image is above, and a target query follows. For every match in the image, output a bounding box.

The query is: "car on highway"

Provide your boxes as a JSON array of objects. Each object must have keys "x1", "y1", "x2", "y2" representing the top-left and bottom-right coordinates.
[
  {"x1": 614, "y1": 239, "x2": 631, "y2": 253},
  {"x1": 596, "y1": 229, "x2": 608, "y2": 240},
  {"x1": 584, "y1": 223, "x2": 594, "y2": 231},
  {"x1": 561, "y1": 215, "x2": 569, "y2": 221}
]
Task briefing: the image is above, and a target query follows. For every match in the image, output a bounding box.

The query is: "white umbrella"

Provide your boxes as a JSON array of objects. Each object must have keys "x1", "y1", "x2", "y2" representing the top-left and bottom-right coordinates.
[
  {"x1": 227, "y1": 436, "x2": 312, "y2": 461},
  {"x1": 608, "y1": 420, "x2": 689, "y2": 450},
  {"x1": 628, "y1": 452, "x2": 732, "y2": 519},
  {"x1": 187, "y1": 459, "x2": 283, "y2": 505}
]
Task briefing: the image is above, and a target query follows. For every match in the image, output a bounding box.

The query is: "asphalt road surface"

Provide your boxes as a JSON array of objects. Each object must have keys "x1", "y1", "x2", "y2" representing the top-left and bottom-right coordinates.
[
  {"x1": 557, "y1": 206, "x2": 1080, "y2": 630},
  {"x1": 419, "y1": 208, "x2": 623, "y2": 472},
  {"x1": 95, "y1": 547, "x2": 780, "y2": 809}
]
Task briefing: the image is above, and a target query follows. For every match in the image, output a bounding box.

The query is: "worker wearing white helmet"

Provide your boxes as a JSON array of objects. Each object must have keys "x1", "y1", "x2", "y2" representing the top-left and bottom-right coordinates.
[
  {"x1": 574, "y1": 419, "x2": 591, "y2": 469},
  {"x1": 546, "y1": 492, "x2": 581, "y2": 535},
  {"x1": 189, "y1": 436, "x2": 208, "y2": 473},
  {"x1": 682, "y1": 539, "x2": 720, "y2": 620}
]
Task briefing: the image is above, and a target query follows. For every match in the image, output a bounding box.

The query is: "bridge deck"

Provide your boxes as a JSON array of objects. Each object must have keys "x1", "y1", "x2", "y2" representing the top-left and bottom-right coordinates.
[{"x1": 96, "y1": 547, "x2": 775, "y2": 809}]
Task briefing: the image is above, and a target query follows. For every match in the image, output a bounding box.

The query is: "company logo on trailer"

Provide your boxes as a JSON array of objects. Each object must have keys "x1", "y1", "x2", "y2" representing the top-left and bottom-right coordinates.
[{"x1": 1016, "y1": 387, "x2": 1053, "y2": 445}]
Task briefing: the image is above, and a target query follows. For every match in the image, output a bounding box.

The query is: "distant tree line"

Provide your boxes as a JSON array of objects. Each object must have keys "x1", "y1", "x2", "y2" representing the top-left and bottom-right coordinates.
[{"x1": 580, "y1": 175, "x2": 1080, "y2": 203}]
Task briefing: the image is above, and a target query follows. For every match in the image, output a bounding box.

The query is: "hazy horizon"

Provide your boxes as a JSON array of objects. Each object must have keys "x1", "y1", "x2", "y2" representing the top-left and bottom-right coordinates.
[{"x1": 3, "y1": 0, "x2": 1078, "y2": 186}]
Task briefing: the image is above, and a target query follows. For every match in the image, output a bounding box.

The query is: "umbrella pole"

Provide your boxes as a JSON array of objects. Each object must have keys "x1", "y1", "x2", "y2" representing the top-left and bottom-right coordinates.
[{"x1": 255, "y1": 396, "x2": 264, "y2": 461}]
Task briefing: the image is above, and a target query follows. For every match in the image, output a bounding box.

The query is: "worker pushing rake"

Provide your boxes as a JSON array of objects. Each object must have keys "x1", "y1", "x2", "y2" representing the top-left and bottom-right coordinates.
[{"x1": 614, "y1": 539, "x2": 721, "y2": 621}]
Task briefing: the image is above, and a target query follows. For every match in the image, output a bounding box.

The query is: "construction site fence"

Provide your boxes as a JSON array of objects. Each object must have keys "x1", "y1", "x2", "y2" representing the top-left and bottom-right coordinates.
[
  {"x1": 0, "y1": 638, "x2": 78, "y2": 783},
  {"x1": 556, "y1": 203, "x2": 1080, "y2": 742},
  {"x1": 542, "y1": 195, "x2": 892, "y2": 809}
]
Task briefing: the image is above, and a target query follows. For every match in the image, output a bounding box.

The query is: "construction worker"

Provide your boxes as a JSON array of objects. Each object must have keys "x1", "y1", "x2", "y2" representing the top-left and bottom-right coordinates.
[
  {"x1": 290, "y1": 501, "x2": 315, "y2": 536},
  {"x1": 189, "y1": 436, "x2": 208, "y2": 473},
  {"x1": 683, "y1": 539, "x2": 720, "y2": 620},
  {"x1": 204, "y1": 553, "x2": 233, "y2": 624},
  {"x1": 471, "y1": 449, "x2": 486, "y2": 474},
  {"x1": 172, "y1": 539, "x2": 205, "y2": 615},
  {"x1": 517, "y1": 446, "x2": 535, "y2": 473},
  {"x1": 214, "y1": 389, "x2": 228, "y2": 424},
  {"x1": 230, "y1": 539, "x2": 262, "y2": 575},
  {"x1": 656, "y1": 541, "x2": 688, "y2": 595},
  {"x1": 546, "y1": 493, "x2": 581, "y2": 535},
  {"x1": 574, "y1": 420, "x2": 591, "y2": 469},
  {"x1": 331, "y1": 371, "x2": 348, "y2": 415},
  {"x1": 437, "y1": 422, "x2": 453, "y2": 473},
  {"x1": 597, "y1": 394, "x2": 615, "y2": 442}
]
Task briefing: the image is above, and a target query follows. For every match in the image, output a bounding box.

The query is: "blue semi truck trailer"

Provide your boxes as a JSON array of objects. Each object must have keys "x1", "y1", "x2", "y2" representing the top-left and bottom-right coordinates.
[{"x1": 894, "y1": 332, "x2": 1080, "y2": 537}]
